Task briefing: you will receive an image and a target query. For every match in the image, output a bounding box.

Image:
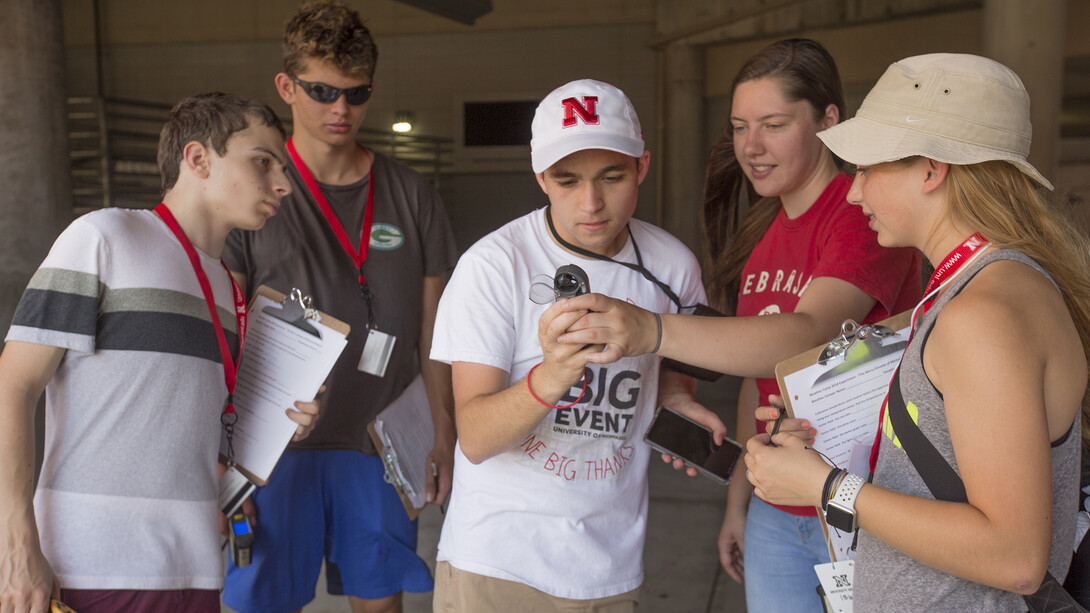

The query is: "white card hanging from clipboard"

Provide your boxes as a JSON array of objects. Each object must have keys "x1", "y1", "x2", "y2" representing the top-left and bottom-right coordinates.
[
  {"x1": 774, "y1": 309, "x2": 911, "y2": 561},
  {"x1": 219, "y1": 286, "x2": 349, "y2": 486}
]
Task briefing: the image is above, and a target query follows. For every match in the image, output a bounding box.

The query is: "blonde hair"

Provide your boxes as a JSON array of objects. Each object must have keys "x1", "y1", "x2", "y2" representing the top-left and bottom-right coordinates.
[{"x1": 946, "y1": 161, "x2": 1090, "y2": 446}]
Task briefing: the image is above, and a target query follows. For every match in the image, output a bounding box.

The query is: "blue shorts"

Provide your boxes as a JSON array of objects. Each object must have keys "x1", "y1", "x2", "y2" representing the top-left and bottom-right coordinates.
[{"x1": 222, "y1": 450, "x2": 433, "y2": 613}]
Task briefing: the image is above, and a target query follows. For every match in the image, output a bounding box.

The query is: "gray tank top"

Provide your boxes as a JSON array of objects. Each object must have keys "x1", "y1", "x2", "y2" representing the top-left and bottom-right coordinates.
[{"x1": 855, "y1": 249, "x2": 1082, "y2": 612}]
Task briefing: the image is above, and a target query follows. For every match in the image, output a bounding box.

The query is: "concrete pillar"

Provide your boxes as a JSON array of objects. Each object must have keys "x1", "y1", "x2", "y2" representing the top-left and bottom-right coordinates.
[
  {"x1": 982, "y1": 0, "x2": 1065, "y2": 185},
  {"x1": 659, "y1": 41, "x2": 705, "y2": 254},
  {"x1": 0, "y1": 0, "x2": 72, "y2": 329},
  {"x1": 0, "y1": 0, "x2": 70, "y2": 484}
]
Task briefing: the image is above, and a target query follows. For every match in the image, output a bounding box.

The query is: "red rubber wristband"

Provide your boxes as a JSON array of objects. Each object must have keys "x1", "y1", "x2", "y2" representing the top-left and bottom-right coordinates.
[{"x1": 527, "y1": 362, "x2": 589, "y2": 409}]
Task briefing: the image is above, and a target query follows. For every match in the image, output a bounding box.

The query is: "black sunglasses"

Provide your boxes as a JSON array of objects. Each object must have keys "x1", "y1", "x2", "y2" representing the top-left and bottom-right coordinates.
[{"x1": 292, "y1": 77, "x2": 373, "y2": 105}]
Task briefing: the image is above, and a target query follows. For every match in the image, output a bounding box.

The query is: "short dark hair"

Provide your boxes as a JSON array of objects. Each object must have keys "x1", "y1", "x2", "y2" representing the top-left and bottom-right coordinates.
[
  {"x1": 157, "y1": 92, "x2": 285, "y2": 193},
  {"x1": 283, "y1": 1, "x2": 378, "y2": 80}
]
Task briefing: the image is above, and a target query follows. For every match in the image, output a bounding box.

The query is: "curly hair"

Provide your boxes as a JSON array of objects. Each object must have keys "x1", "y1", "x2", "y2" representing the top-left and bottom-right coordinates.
[{"x1": 283, "y1": 1, "x2": 378, "y2": 80}]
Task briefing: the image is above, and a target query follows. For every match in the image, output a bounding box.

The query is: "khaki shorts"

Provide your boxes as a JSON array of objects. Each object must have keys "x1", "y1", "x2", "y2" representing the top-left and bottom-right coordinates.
[{"x1": 433, "y1": 561, "x2": 640, "y2": 613}]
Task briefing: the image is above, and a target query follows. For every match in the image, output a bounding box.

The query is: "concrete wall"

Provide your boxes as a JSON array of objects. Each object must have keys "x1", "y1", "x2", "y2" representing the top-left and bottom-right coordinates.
[
  {"x1": 701, "y1": 4, "x2": 1090, "y2": 208},
  {"x1": 57, "y1": 1, "x2": 1090, "y2": 247},
  {"x1": 62, "y1": 1, "x2": 659, "y2": 250}
]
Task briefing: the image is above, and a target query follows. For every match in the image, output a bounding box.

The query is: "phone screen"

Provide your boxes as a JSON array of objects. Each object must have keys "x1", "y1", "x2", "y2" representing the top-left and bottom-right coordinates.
[
  {"x1": 232, "y1": 517, "x2": 251, "y2": 536},
  {"x1": 644, "y1": 407, "x2": 742, "y2": 484}
]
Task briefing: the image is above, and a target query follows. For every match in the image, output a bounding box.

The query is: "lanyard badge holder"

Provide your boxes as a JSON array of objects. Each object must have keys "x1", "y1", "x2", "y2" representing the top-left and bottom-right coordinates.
[
  {"x1": 357, "y1": 277, "x2": 396, "y2": 377},
  {"x1": 287, "y1": 138, "x2": 396, "y2": 378}
]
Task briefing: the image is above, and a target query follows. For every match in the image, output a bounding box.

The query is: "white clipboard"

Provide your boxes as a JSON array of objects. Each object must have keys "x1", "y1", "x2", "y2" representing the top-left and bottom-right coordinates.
[
  {"x1": 218, "y1": 286, "x2": 349, "y2": 486},
  {"x1": 367, "y1": 374, "x2": 436, "y2": 520}
]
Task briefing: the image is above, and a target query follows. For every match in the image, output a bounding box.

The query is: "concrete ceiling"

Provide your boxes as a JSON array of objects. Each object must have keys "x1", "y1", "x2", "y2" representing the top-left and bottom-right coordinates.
[{"x1": 392, "y1": 0, "x2": 492, "y2": 25}]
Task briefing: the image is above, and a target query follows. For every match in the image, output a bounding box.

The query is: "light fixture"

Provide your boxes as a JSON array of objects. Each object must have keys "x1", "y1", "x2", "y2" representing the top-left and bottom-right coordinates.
[{"x1": 392, "y1": 112, "x2": 413, "y2": 133}]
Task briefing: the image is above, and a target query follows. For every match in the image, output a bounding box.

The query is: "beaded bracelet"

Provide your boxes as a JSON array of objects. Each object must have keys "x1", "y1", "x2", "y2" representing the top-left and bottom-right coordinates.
[{"x1": 527, "y1": 362, "x2": 589, "y2": 409}]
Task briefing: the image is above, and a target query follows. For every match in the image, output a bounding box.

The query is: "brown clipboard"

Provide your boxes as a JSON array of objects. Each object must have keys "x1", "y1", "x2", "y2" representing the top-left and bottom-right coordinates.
[
  {"x1": 219, "y1": 285, "x2": 350, "y2": 486},
  {"x1": 367, "y1": 420, "x2": 425, "y2": 521},
  {"x1": 774, "y1": 309, "x2": 911, "y2": 422},
  {"x1": 772, "y1": 309, "x2": 912, "y2": 560},
  {"x1": 253, "y1": 285, "x2": 350, "y2": 339}
]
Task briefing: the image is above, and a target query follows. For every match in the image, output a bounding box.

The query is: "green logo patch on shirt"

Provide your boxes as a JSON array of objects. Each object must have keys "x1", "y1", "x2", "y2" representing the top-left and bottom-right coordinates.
[{"x1": 370, "y1": 223, "x2": 405, "y2": 251}]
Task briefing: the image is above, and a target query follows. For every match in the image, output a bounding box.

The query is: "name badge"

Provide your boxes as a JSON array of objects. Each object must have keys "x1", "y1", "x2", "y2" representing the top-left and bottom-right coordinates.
[
  {"x1": 814, "y1": 560, "x2": 854, "y2": 613},
  {"x1": 358, "y1": 328, "x2": 396, "y2": 377},
  {"x1": 218, "y1": 465, "x2": 256, "y2": 517}
]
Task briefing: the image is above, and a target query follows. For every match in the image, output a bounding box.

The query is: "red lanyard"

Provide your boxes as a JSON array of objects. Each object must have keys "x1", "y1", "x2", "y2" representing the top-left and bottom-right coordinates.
[
  {"x1": 154, "y1": 204, "x2": 246, "y2": 418},
  {"x1": 286, "y1": 137, "x2": 374, "y2": 287},
  {"x1": 868, "y1": 233, "x2": 988, "y2": 473},
  {"x1": 913, "y1": 233, "x2": 988, "y2": 325}
]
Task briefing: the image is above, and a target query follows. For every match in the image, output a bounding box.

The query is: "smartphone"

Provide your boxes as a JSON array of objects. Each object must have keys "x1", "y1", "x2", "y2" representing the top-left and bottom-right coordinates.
[{"x1": 643, "y1": 406, "x2": 743, "y2": 485}]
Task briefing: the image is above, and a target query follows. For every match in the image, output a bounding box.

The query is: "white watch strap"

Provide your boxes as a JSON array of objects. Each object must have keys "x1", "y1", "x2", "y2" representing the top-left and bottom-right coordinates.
[{"x1": 830, "y1": 472, "x2": 865, "y2": 515}]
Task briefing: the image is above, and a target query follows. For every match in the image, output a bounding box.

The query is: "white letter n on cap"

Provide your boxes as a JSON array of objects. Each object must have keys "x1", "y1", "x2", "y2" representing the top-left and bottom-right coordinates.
[{"x1": 562, "y1": 96, "x2": 599, "y2": 127}]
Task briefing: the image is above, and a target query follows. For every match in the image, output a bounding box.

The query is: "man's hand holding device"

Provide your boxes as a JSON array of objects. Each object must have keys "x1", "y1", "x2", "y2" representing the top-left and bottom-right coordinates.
[{"x1": 644, "y1": 406, "x2": 742, "y2": 484}]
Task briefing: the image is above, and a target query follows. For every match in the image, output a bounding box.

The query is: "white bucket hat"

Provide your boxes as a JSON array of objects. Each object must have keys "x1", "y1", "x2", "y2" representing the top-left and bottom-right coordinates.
[
  {"x1": 530, "y1": 79, "x2": 645, "y2": 174},
  {"x1": 818, "y1": 53, "x2": 1052, "y2": 190}
]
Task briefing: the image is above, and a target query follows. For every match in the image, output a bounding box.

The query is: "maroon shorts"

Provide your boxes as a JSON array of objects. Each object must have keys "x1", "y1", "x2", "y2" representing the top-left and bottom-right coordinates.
[{"x1": 58, "y1": 588, "x2": 219, "y2": 613}]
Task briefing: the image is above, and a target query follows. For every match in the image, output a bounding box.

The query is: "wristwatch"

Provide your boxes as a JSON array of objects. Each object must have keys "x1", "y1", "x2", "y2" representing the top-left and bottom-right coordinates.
[{"x1": 824, "y1": 472, "x2": 865, "y2": 532}]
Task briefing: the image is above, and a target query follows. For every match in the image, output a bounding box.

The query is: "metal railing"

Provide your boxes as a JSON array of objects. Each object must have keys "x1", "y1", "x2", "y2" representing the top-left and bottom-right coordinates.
[{"x1": 68, "y1": 97, "x2": 453, "y2": 213}]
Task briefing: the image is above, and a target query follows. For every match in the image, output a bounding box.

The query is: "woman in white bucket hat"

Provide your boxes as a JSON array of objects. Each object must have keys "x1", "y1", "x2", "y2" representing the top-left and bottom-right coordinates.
[{"x1": 740, "y1": 53, "x2": 1090, "y2": 611}]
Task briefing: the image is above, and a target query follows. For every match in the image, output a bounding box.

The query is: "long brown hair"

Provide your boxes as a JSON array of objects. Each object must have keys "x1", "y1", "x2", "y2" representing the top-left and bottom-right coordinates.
[
  {"x1": 946, "y1": 161, "x2": 1090, "y2": 445},
  {"x1": 702, "y1": 38, "x2": 845, "y2": 314}
]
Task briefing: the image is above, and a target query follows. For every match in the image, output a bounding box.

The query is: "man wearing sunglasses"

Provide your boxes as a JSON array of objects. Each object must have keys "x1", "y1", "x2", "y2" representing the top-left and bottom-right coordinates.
[{"x1": 221, "y1": 3, "x2": 457, "y2": 613}]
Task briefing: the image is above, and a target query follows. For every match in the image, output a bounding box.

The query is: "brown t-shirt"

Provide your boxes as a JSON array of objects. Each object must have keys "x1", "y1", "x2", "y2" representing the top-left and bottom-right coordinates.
[{"x1": 224, "y1": 152, "x2": 457, "y2": 453}]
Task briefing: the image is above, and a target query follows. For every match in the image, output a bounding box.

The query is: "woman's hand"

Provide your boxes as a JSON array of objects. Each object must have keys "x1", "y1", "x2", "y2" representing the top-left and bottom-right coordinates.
[
  {"x1": 717, "y1": 505, "x2": 746, "y2": 582},
  {"x1": 744, "y1": 433, "x2": 830, "y2": 508},
  {"x1": 555, "y1": 293, "x2": 659, "y2": 363},
  {"x1": 756, "y1": 395, "x2": 816, "y2": 444}
]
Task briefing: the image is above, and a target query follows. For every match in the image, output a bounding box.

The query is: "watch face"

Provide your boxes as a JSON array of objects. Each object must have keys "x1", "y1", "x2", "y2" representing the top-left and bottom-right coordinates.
[{"x1": 826, "y1": 503, "x2": 855, "y2": 533}]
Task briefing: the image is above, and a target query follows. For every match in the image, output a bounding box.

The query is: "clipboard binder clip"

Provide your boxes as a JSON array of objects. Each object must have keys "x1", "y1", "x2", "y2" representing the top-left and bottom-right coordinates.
[
  {"x1": 818, "y1": 319, "x2": 900, "y2": 366},
  {"x1": 379, "y1": 444, "x2": 416, "y2": 500},
  {"x1": 263, "y1": 288, "x2": 323, "y2": 337}
]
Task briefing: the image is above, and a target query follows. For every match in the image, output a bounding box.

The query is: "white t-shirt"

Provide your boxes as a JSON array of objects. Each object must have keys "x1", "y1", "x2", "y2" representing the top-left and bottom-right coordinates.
[
  {"x1": 6, "y1": 209, "x2": 236, "y2": 590},
  {"x1": 431, "y1": 208, "x2": 706, "y2": 599}
]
